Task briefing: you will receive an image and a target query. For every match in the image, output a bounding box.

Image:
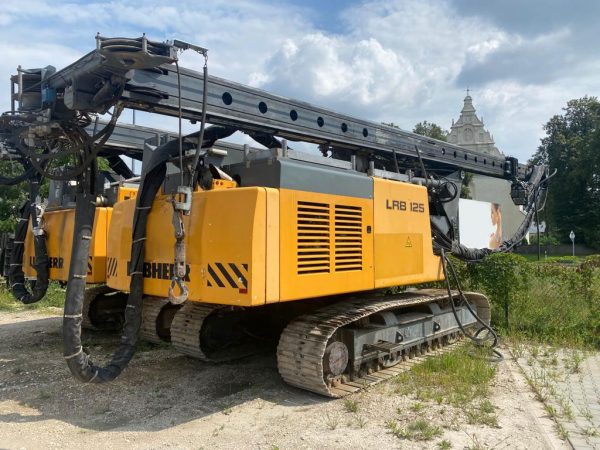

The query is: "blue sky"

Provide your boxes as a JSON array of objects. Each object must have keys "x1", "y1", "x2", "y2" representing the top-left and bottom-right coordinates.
[{"x1": 1, "y1": 0, "x2": 598, "y2": 162}]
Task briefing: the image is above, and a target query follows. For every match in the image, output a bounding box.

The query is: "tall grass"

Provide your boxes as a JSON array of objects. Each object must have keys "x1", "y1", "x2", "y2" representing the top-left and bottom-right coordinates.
[{"x1": 455, "y1": 254, "x2": 600, "y2": 348}]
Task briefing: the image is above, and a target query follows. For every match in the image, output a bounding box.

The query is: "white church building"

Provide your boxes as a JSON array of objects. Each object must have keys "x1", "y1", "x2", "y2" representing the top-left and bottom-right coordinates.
[{"x1": 448, "y1": 92, "x2": 526, "y2": 242}]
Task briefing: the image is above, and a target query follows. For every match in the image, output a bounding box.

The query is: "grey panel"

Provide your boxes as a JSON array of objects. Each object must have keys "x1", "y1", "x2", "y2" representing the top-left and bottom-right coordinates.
[{"x1": 227, "y1": 158, "x2": 373, "y2": 199}]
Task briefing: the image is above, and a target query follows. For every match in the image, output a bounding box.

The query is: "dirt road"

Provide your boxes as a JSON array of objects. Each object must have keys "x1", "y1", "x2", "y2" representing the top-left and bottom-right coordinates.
[{"x1": 0, "y1": 310, "x2": 568, "y2": 449}]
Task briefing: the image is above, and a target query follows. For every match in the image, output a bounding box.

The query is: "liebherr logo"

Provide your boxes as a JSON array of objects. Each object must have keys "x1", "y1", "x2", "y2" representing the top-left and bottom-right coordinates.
[
  {"x1": 29, "y1": 255, "x2": 92, "y2": 275},
  {"x1": 127, "y1": 261, "x2": 191, "y2": 281},
  {"x1": 29, "y1": 256, "x2": 64, "y2": 269}
]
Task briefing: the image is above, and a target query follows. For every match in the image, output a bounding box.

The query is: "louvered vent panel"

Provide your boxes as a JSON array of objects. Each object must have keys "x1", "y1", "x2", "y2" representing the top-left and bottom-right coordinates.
[
  {"x1": 334, "y1": 204, "x2": 363, "y2": 272},
  {"x1": 297, "y1": 201, "x2": 331, "y2": 274}
]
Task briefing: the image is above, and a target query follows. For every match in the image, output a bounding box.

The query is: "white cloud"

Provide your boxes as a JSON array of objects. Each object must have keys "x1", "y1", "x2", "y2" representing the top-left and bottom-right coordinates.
[
  {"x1": 253, "y1": 0, "x2": 515, "y2": 133},
  {"x1": 253, "y1": 0, "x2": 600, "y2": 160},
  {"x1": 252, "y1": 33, "x2": 419, "y2": 117},
  {"x1": 0, "y1": 0, "x2": 312, "y2": 84}
]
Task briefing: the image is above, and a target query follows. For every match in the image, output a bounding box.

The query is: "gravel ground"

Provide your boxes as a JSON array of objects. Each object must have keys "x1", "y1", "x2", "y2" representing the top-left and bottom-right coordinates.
[{"x1": 0, "y1": 310, "x2": 569, "y2": 449}]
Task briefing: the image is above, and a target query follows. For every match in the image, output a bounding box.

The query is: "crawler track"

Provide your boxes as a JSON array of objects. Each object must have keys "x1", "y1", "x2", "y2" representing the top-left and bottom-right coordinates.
[
  {"x1": 170, "y1": 301, "x2": 285, "y2": 362},
  {"x1": 82, "y1": 285, "x2": 110, "y2": 330},
  {"x1": 170, "y1": 302, "x2": 221, "y2": 360},
  {"x1": 82, "y1": 285, "x2": 128, "y2": 331},
  {"x1": 277, "y1": 289, "x2": 489, "y2": 397},
  {"x1": 140, "y1": 297, "x2": 181, "y2": 344}
]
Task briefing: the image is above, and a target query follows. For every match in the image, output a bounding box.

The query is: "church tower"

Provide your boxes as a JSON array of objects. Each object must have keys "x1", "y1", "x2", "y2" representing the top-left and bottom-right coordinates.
[
  {"x1": 449, "y1": 91, "x2": 526, "y2": 245},
  {"x1": 447, "y1": 91, "x2": 502, "y2": 157}
]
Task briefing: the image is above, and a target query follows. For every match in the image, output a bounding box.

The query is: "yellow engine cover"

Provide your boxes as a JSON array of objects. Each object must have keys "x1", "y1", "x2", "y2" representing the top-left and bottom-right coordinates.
[
  {"x1": 105, "y1": 177, "x2": 443, "y2": 307},
  {"x1": 106, "y1": 187, "x2": 275, "y2": 306},
  {"x1": 23, "y1": 207, "x2": 111, "y2": 283},
  {"x1": 372, "y1": 178, "x2": 443, "y2": 287}
]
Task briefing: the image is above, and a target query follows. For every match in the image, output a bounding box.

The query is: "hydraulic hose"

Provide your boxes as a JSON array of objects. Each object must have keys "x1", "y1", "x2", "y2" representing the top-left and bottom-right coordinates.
[
  {"x1": 435, "y1": 164, "x2": 549, "y2": 262},
  {"x1": 63, "y1": 126, "x2": 230, "y2": 382},
  {"x1": 7, "y1": 178, "x2": 49, "y2": 304},
  {"x1": 440, "y1": 248, "x2": 503, "y2": 361}
]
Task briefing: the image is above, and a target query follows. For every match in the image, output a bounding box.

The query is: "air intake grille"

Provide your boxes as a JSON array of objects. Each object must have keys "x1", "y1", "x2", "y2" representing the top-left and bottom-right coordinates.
[
  {"x1": 334, "y1": 204, "x2": 363, "y2": 272},
  {"x1": 296, "y1": 201, "x2": 364, "y2": 275},
  {"x1": 297, "y1": 201, "x2": 331, "y2": 274}
]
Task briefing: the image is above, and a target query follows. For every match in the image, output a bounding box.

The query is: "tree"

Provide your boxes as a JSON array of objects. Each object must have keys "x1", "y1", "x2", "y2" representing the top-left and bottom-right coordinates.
[
  {"x1": 411, "y1": 121, "x2": 472, "y2": 197},
  {"x1": 0, "y1": 160, "x2": 27, "y2": 233},
  {"x1": 0, "y1": 184, "x2": 25, "y2": 233},
  {"x1": 412, "y1": 121, "x2": 448, "y2": 141},
  {"x1": 530, "y1": 97, "x2": 600, "y2": 249},
  {"x1": 0, "y1": 156, "x2": 114, "y2": 234},
  {"x1": 460, "y1": 172, "x2": 473, "y2": 199}
]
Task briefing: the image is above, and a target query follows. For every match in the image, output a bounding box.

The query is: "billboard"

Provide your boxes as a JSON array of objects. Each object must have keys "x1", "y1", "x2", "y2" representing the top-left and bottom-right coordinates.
[{"x1": 459, "y1": 198, "x2": 503, "y2": 250}]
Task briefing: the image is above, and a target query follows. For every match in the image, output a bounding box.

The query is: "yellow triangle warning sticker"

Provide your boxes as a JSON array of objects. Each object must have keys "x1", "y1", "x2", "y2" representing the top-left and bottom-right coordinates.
[{"x1": 405, "y1": 236, "x2": 412, "y2": 248}]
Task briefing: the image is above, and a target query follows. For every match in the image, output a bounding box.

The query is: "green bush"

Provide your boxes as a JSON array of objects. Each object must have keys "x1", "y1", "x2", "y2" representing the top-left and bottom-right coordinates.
[
  {"x1": 541, "y1": 255, "x2": 581, "y2": 264},
  {"x1": 533, "y1": 233, "x2": 561, "y2": 246},
  {"x1": 452, "y1": 253, "x2": 600, "y2": 347}
]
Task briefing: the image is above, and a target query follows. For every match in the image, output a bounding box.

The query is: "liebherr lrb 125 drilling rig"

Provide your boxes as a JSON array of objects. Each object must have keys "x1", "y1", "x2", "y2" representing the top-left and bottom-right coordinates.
[{"x1": 0, "y1": 36, "x2": 548, "y2": 396}]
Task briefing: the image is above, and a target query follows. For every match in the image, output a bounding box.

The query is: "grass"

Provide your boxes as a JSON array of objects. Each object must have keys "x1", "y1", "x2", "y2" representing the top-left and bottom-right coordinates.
[
  {"x1": 354, "y1": 415, "x2": 367, "y2": 428},
  {"x1": 565, "y1": 351, "x2": 584, "y2": 373},
  {"x1": 580, "y1": 407, "x2": 593, "y2": 421},
  {"x1": 343, "y1": 398, "x2": 359, "y2": 413},
  {"x1": 432, "y1": 253, "x2": 600, "y2": 349},
  {"x1": 465, "y1": 434, "x2": 485, "y2": 450},
  {"x1": 500, "y1": 274, "x2": 599, "y2": 348},
  {"x1": 390, "y1": 345, "x2": 499, "y2": 443},
  {"x1": 438, "y1": 440, "x2": 452, "y2": 449},
  {"x1": 544, "y1": 404, "x2": 558, "y2": 419},
  {"x1": 211, "y1": 424, "x2": 225, "y2": 437},
  {"x1": 465, "y1": 400, "x2": 499, "y2": 428},
  {"x1": 0, "y1": 280, "x2": 65, "y2": 312},
  {"x1": 386, "y1": 419, "x2": 442, "y2": 441},
  {"x1": 324, "y1": 412, "x2": 339, "y2": 430},
  {"x1": 393, "y1": 345, "x2": 496, "y2": 408},
  {"x1": 410, "y1": 402, "x2": 424, "y2": 413},
  {"x1": 555, "y1": 422, "x2": 569, "y2": 440},
  {"x1": 520, "y1": 254, "x2": 585, "y2": 263}
]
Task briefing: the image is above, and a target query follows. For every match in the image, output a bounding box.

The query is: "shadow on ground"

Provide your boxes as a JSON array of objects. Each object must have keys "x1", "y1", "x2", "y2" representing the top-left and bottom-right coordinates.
[{"x1": 0, "y1": 313, "x2": 327, "y2": 432}]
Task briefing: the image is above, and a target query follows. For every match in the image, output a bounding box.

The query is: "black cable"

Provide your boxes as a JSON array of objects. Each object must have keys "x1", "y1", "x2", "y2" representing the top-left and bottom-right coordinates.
[
  {"x1": 414, "y1": 145, "x2": 429, "y2": 188},
  {"x1": 189, "y1": 56, "x2": 209, "y2": 189},
  {"x1": 7, "y1": 175, "x2": 49, "y2": 304},
  {"x1": 392, "y1": 148, "x2": 400, "y2": 174},
  {"x1": 24, "y1": 104, "x2": 123, "y2": 181},
  {"x1": 440, "y1": 248, "x2": 503, "y2": 361},
  {"x1": 175, "y1": 60, "x2": 184, "y2": 185},
  {"x1": 435, "y1": 164, "x2": 551, "y2": 263}
]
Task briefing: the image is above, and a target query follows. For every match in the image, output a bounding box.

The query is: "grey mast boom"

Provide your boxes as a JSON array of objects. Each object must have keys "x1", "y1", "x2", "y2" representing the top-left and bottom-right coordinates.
[
  {"x1": 37, "y1": 40, "x2": 526, "y2": 179},
  {"x1": 88, "y1": 121, "x2": 178, "y2": 158}
]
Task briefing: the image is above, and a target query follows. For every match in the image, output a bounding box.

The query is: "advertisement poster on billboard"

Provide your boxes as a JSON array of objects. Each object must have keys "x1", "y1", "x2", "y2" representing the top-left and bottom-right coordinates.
[{"x1": 459, "y1": 199, "x2": 503, "y2": 249}]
